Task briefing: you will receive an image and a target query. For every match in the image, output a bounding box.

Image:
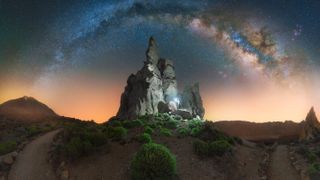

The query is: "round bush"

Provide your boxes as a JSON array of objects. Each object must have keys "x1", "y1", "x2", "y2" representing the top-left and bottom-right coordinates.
[
  {"x1": 160, "y1": 128, "x2": 173, "y2": 137},
  {"x1": 209, "y1": 140, "x2": 232, "y2": 156},
  {"x1": 190, "y1": 127, "x2": 202, "y2": 137},
  {"x1": 130, "y1": 143, "x2": 176, "y2": 180},
  {"x1": 177, "y1": 127, "x2": 190, "y2": 137},
  {"x1": 136, "y1": 133, "x2": 152, "y2": 143},
  {"x1": 144, "y1": 126, "x2": 154, "y2": 135},
  {"x1": 107, "y1": 127, "x2": 128, "y2": 140}
]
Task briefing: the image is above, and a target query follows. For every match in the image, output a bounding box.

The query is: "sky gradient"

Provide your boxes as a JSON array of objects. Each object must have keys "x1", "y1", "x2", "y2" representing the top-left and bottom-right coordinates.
[{"x1": 1, "y1": 0, "x2": 320, "y2": 122}]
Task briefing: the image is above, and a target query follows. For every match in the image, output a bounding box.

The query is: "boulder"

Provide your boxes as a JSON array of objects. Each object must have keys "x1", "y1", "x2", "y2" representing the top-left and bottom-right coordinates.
[
  {"x1": 180, "y1": 83, "x2": 205, "y2": 118},
  {"x1": 2, "y1": 154, "x2": 14, "y2": 165},
  {"x1": 300, "y1": 107, "x2": 320, "y2": 141},
  {"x1": 173, "y1": 109, "x2": 193, "y2": 119}
]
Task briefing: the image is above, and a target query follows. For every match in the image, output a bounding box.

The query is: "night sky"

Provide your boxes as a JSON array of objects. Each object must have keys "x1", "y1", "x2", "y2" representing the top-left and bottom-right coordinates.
[{"x1": 1, "y1": 0, "x2": 320, "y2": 122}]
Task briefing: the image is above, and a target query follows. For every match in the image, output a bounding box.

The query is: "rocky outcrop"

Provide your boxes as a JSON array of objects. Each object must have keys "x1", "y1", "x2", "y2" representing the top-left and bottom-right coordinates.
[
  {"x1": 157, "y1": 58, "x2": 178, "y2": 103},
  {"x1": 116, "y1": 38, "x2": 165, "y2": 120},
  {"x1": 116, "y1": 37, "x2": 205, "y2": 120},
  {"x1": 180, "y1": 83, "x2": 205, "y2": 118},
  {"x1": 299, "y1": 107, "x2": 320, "y2": 141}
]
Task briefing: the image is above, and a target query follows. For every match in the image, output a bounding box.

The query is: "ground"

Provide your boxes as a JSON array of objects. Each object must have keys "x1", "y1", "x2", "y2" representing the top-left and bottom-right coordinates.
[
  {"x1": 2, "y1": 117, "x2": 318, "y2": 180},
  {"x1": 8, "y1": 129, "x2": 61, "y2": 180}
]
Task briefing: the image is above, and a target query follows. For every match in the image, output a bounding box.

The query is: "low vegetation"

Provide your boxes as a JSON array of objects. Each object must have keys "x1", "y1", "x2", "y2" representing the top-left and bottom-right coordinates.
[
  {"x1": 53, "y1": 113, "x2": 236, "y2": 167},
  {"x1": 136, "y1": 133, "x2": 152, "y2": 143},
  {"x1": 297, "y1": 145, "x2": 320, "y2": 175},
  {"x1": 106, "y1": 126, "x2": 128, "y2": 141},
  {"x1": 55, "y1": 121, "x2": 111, "y2": 160},
  {"x1": 160, "y1": 127, "x2": 173, "y2": 137},
  {"x1": 130, "y1": 143, "x2": 176, "y2": 180},
  {"x1": 193, "y1": 139, "x2": 233, "y2": 157},
  {"x1": 0, "y1": 140, "x2": 17, "y2": 155},
  {"x1": 144, "y1": 126, "x2": 154, "y2": 135}
]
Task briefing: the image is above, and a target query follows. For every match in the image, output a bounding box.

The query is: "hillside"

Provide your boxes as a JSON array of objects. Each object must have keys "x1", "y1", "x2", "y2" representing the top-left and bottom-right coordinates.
[
  {"x1": 214, "y1": 120, "x2": 302, "y2": 143},
  {"x1": 0, "y1": 96, "x2": 57, "y2": 122}
]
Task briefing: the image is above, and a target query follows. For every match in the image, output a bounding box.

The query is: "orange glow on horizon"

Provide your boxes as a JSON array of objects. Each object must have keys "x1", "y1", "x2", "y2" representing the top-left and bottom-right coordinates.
[{"x1": 1, "y1": 73, "x2": 319, "y2": 123}]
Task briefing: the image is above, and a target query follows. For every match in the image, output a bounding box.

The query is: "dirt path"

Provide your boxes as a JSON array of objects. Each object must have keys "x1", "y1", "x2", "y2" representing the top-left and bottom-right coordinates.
[
  {"x1": 8, "y1": 129, "x2": 61, "y2": 180},
  {"x1": 269, "y1": 145, "x2": 300, "y2": 180}
]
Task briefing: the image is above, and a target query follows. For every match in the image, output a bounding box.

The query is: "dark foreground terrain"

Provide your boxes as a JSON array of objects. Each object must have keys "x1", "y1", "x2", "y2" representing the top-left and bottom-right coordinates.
[{"x1": 1, "y1": 97, "x2": 320, "y2": 180}]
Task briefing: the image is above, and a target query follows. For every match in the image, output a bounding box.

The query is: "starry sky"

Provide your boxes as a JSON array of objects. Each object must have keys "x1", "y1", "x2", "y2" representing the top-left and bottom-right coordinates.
[{"x1": 1, "y1": 0, "x2": 320, "y2": 122}]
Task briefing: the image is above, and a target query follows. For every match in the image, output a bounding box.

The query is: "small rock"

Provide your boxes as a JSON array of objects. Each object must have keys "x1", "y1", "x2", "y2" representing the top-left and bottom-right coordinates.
[
  {"x1": 11, "y1": 151, "x2": 18, "y2": 159},
  {"x1": 61, "y1": 170, "x2": 69, "y2": 180},
  {"x1": 290, "y1": 156, "x2": 295, "y2": 161},
  {"x1": 260, "y1": 176, "x2": 267, "y2": 180},
  {"x1": 2, "y1": 154, "x2": 14, "y2": 165}
]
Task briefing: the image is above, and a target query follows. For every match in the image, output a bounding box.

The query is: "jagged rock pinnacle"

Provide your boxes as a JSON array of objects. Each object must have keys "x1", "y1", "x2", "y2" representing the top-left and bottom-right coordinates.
[
  {"x1": 115, "y1": 37, "x2": 205, "y2": 120},
  {"x1": 145, "y1": 36, "x2": 159, "y2": 65},
  {"x1": 300, "y1": 106, "x2": 320, "y2": 141}
]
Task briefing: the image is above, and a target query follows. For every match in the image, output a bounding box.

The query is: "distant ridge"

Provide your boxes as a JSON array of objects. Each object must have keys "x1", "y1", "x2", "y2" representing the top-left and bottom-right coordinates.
[
  {"x1": 214, "y1": 120, "x2": 302, "y2": 143},
  {"x1": 0, "y1": 96, "x2": 58, "y2": 122}
]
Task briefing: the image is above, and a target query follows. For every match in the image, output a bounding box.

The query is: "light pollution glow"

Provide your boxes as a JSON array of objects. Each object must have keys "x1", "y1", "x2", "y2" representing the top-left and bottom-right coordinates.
[{"x1": 0, "y1": 73, "x2": 319, "y2": 123}]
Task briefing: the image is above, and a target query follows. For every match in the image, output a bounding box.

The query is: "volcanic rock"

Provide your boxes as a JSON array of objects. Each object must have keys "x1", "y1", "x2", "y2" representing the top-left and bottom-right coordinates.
[
  {"x1": 116, "y1": 37, "x2": 165, "y2": 120},
  {"x1": 299, "y1": 107, "x2": 320, "y2": 141},
  {"x1": 157, "y1": 58, "x2": 178, "y2": 102},
  {"x1": 116, "y1": 37, "x2": 205, "y2": 120},
  {"x1": 1, "y1": 154, "x2": 14, "y2": 165},
  {"x1": 180, "y1": 83, "x2": 205, "y2": 118}
]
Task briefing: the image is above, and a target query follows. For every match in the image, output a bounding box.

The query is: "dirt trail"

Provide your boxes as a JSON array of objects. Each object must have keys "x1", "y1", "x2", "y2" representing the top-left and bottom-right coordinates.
[
  {"x1": 8, "y1": 129, "x2": 61, "y2": 180},
  {"x1": 269, "y1": 145, "x2": 300, "y2": 180}
]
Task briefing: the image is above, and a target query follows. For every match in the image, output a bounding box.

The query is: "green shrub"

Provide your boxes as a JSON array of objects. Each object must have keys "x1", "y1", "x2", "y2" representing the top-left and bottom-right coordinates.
[
  {"x1": 233, "y1": 137, "x2": 243, "y2": 145},
  {"x1": 160, "y1": 128, "x2": 173, "y2": 137},
  {"x1": 136, "y1": 133, "x2": 152, "y2": 143},
  {"x1": 165, "y1": 119, "x2": 178, "y2": 129},
  {"x1": 173, "y1": 115, "x2": 183, "y2": 121},
  {"x1": 193, "y1": 139, "x2": 209, "y2": 156},
  {"x1": 106, "y1": 127, "x2": 127, "y2": 140},
  {"x1": 308, "y1": 163, "x2": 320, "y2": 175},
  {"x1": 130, "y1": 143, "x2": 176, "y2": 180},
  {"x1": 209, "y1": 140, "x2": 232, "y2": 156},
  {"x1": 190, "y1": 127, "x2": 202, "y2": 137},
  {"x1": 188, "y1": 119, "x2": 203, "y2": 129},
  {"x1": 177, "y1": 127, "x2": 190, "y2": 137},
  {"x1": 26, "y1": 125, "x2": 42, "y2": 136},
  {"x1": 65, "y1": 137, "x2": 93, "y2": 159},
  {"x1": 144, "y1": 126, "x2": 154, "y2": 135},
  {"x1": 123, "y1": 120, "x2": 144, "y2": 129},
  {"x1": 307, "y1": 151, "x2": 317, "y2": 163},
  {"x1": 85, "y1": 132, "x2": 108, "y2": 147},
  {"x1": 0, "y1": 141, "x2": 17, "y2": 155},
  {"x1": 193, "y1": 139, "x2": 232, "y2": 157}
]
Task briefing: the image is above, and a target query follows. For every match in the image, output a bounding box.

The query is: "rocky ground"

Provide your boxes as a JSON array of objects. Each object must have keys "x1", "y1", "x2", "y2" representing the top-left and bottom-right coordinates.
[{"x1": 3, "y1": 114, "x2": 316, "y2": 180}]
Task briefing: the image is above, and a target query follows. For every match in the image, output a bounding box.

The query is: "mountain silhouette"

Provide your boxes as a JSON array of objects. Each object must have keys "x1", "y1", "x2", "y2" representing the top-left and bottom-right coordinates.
[{"x1": 0, "y1": 96, "x2": 57, "y2": 122}]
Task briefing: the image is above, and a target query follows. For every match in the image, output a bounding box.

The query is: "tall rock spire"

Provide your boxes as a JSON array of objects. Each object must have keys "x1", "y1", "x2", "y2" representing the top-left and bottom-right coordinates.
[
  {"x1": 300, "y1": 107, "x2": 320, "y2": 141},
  {"x1": 145, "y1": 36, "x2": 159, "y2": 65},
  {"x1": 115, "y1": 36, "x2": 205, "y2": 120}
]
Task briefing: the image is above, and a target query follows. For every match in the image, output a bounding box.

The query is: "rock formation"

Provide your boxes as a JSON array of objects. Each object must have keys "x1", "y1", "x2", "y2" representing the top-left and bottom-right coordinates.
[
  {"x1": 299, "y1": 107, "x2": 320, "y2": 141},
  {"x1": 116, "y1": 37, "x2": 205, "y2": 120},
  {"x1": 180, "y1": 83, "x2": 205, "y2": 118}
]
